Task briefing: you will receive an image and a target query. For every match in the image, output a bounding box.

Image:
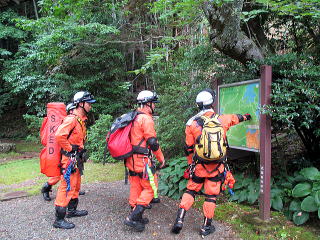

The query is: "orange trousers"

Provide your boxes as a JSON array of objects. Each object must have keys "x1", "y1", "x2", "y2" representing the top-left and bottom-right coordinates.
[
  {"x1": 128, "y1": 175, "x2": 158, "y2": 207},
  {"x1": 179, "y1": 178, "x2": 221, "y2": 219},
  {"x1": 48, "y1": 176, "x2": 61, "y2": 186},
  {"x1": 55, "y1": 169, "x2": 81, "y2": 207}
]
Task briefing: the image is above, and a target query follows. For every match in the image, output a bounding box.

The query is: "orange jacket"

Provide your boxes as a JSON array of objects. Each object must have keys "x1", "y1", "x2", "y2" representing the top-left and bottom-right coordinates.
[
  {"x1": 185, "y1": 110, "x2": 242, "y2": 177},
  {"x1": 125, "y1": 107, "x2": 164, "y2": 173},
  {"x1": 55, "y1": 109, "x2": 87, "y2": 168}
]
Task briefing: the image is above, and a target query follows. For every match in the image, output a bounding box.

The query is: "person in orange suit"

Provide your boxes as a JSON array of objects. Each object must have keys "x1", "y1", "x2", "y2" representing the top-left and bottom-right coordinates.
[
  {"x1": 124, "y1": 90, "x2": 166, "y2": 232},
  {"x1": 41, "y1": 103, "x2": 77, "y2": 201},
  {"x1": 171, "y1": 89, "x2": 251, "y2": 237},
  {"x1": 53, "y1": 91, "x2": 96, "y2": 229}
]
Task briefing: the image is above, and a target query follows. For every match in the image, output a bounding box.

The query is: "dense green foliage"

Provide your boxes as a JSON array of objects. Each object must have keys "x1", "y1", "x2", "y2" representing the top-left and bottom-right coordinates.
[
  {"x1": 260, "y1": 54, "x2": 320, "y2": 163},
  {"x1": 86, "y1": 114, "x2": 113, "y2": 163},
  {"x1": 23, "y1": 114, "x2": 43, "y2": 142},
  {"x1": 230, "y1": 167, "x2": 320, "y2": 225},
  {"x1": 158, "y1": 157, "x2": 188, "y2": 200}
]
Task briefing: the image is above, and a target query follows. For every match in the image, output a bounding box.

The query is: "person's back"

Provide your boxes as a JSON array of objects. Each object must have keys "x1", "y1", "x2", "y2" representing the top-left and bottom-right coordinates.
[
  {"x1": 124, "y1": 90, "x2": 165, "y2": 232},
  {"x1": 172, "y1": 88, "x2": 251, "y2": 237}
]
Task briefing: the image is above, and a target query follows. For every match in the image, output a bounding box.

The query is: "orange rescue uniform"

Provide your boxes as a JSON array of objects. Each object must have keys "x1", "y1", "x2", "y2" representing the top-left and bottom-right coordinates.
[
  {"x1": 48, "y1": 176, "x2": 61, "y2": 186},
  {"x1": 180, "y1": 110, "x2": 242, "y2": 219},
  {"x1": 125, "y1": 107, "x2": 164, "y2": 207},
  {"x1": 54, "y1": 110, "x2": 87, "y2": 207}
]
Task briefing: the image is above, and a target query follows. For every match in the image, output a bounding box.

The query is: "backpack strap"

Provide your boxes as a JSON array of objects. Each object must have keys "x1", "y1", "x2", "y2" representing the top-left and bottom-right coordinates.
[{"x1": 201, "y1": 162, "x2": 223, "y2": 174}]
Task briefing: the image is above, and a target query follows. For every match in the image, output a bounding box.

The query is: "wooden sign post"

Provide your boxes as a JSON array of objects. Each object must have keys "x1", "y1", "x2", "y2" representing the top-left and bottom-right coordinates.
[{"x1": 259, "y1": 65, "x2": 272, "y2": 221}]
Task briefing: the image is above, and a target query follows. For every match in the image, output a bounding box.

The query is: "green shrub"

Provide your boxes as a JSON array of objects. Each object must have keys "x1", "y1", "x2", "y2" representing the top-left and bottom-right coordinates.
[
  {"x1": 158, "y1": 156, "x2": 188, "y2": 200},
  {"x1": 86, "y1": 114, "x2": 113, "y2": 163},
  {"x1": 230, "y1": 166, "x2": 320, "y2": 225},
  {"x1": 23, "y1": 114, "x2": 43, "y2": 143}
]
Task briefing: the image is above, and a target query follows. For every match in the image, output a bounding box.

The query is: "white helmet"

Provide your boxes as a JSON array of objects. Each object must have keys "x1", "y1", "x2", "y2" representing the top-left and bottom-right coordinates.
[
  {"x1": 66, "y1": 103, "x2": 76, "y2": 113},
  {"x1": 196, "y1": 90, "x2": 214, "y2": 107},
  {"x1": 137, "y1": 90, "x2": 159, "y2": 104},
  {"x1": 73, "y1": 91, "x2": 96, "y2": 104}
]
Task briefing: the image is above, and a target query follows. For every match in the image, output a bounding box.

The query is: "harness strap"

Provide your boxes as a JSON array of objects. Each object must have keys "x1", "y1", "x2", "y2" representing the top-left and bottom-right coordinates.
[
  {"x1": 128, "y1": 170, "x2": 143, "y2": 178},
  {"x1": 191, "y1": 174, "x2": 205, "y2": 184},
  {"x1": 207, "y1": 172, "x2": 224, "y2": 182},
  {"x1": 201, "y1": 162, "x2": 223, "y2": 174},
  {"x1": 132, "y1": 139, "x2": 149, "y2": 155},
  {"x1": 184, "y1": 144, "x2": 194, "y2": 156},
  {"x1": 205, "y1": 198, "x2": 216, "y2": 203},
  {"x1": 185, "y1": 190, "x2": 197, "y2": 199}
]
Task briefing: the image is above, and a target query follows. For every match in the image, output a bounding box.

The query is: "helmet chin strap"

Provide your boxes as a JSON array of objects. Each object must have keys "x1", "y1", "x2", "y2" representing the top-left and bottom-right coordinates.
[
  {"x1": 79, "y1": 102, "x2": 88, "y2": 116},
  {"x1": 146, "y1": 102, "x2": 155, "y2": 114}
]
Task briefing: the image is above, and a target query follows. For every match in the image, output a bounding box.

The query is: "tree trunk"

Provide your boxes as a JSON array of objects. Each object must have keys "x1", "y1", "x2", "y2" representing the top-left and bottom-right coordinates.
[{"x1": 202, "y1": 0, "x2": 264, "y2": 64}]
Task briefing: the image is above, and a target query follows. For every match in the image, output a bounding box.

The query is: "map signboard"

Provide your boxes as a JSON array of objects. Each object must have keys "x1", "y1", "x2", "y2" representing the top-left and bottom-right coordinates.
[{"x1": 218, "y1": 79, "x2": 260, "y2": 152}]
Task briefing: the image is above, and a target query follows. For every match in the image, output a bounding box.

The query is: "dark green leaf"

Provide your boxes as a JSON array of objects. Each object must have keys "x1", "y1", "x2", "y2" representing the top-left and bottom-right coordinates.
[
  {"x1": 292, "y1": 182, "x2": 312, "y2": 197},
  {"x1": 314, "y1": 191, "x2": 320, "y2": 207},
  {"x1": 271, "y1": 195, "x2": 283, "y2": 211},
  {"x1": 247, "y1": 189, "x2": 259, "y2": 204},
  {"x1": 292, "y1": 211, "x2": 309, "y2": 225},
  {"x1": 301, "y1": 196, "x2": 318, "y2": 212},
  {"x1": 289, "y1": 200, "x2": 301, "y2": 211},
  {"x1": 300, "y1": 167, "x2": 320, "y2": 181},
  {"x1": 179, "y1": 179, "x2": 187, "y2": 191}
]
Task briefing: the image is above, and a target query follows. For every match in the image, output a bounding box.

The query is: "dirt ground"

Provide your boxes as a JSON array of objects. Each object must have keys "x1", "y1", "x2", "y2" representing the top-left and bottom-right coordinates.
[{"x1": 0, "y1": 180, "x2": 241, "y2": 240}]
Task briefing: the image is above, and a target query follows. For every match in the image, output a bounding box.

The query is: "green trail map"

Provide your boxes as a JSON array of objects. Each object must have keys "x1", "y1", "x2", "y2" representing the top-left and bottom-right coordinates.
[{"x1": 218, "y1": 80, "x2": 260, "y2": 152}]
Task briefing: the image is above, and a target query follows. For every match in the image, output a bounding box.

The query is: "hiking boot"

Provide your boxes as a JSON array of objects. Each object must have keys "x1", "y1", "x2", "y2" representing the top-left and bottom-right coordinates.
[
  {"x1": 66, "y1": 198, "x2": 88, "y2": 218},
  {"x1": 200, "y1": 217, "x2": 215, "y2": 237},
  {"x1": 53, "y1": 206, "x2": 75, "y2": 229},
  {"x1": 130, "y1": 206, "x2": 149, "y2": 224},
  {"x1": 171, "y1": 208, "x2": 186, "y2": 234},
  {"x1": 41, "y1": 182, "x2": 52, "y2": 201},
  {"x1": 124, "y1": 205, "x2": 146, "y2": 232},
  {"x1": 145, "y1": 204, "x2": 152, "y2": 209},
  {"x1": 151, "y1": 198, "x2": 160, "y2": 203},
  {"x1": 79, "y1": 190, "x2": 85, "y2": 195}
]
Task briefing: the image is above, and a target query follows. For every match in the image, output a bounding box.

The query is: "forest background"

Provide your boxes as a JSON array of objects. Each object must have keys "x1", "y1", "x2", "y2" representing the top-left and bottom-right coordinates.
[{"x1": 0, "y1": 0, "x2": 319, "y2": 226}]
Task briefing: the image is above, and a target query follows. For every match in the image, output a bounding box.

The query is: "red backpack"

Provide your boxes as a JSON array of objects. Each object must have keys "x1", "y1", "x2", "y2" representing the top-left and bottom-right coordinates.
[
  {"x1": 40, "y1": 102, "x2": 67, "y2": 177},
  {"x1": 106, "y1": 111, "x2": 141, "y2": 160}
]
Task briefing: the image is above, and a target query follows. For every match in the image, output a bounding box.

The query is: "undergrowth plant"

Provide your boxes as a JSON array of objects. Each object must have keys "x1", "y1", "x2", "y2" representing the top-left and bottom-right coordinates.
[
  {"x1": 230, "y1": 167, "x2": 320, "y2": 225},
  {"x1": 86, "y1": 114, "x2": 113, "y2": 163},
  {"x1": 158, "y1": 157, "x2": 188, "y2": 200}
]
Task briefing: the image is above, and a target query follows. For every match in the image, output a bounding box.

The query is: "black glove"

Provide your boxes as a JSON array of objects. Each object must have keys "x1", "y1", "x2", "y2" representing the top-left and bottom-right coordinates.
[
  {"x1": 243, "y1": 114, "x2": 252, "y2": 121},
  {"x1": 71, "y1": 144, "x2": 80, "y2": 153}
]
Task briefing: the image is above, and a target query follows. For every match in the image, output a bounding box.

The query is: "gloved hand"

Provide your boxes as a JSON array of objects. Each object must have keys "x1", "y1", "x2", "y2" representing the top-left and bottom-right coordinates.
[
  {"x1": 71, "y1": 144, "x2": 80, "y2": 153},
  {"x1": 60, "y1": 168, "x2": 65, "y2": 175},
  {"x1": 183, "y1": 165, "x2": 190, "y2": 179},
  {"x1": 159, "y1": 159, "x2": 166, "y2": 169},
  {"x1": 222, "y1": 171, "x2": 236, "y2": 191},
  {"x1": 243, "y1": 113, "x2": 252, "y2": 121}
]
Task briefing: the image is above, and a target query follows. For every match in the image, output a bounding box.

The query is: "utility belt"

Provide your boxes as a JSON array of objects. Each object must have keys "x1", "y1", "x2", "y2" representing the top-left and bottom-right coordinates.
[
  {"x1": 191, "y1": 171, "x2": 225, "y2": 184},
  {"x1": 61, "y1": 149, "x2": 87, "y2": 175},
  {"x1": 193, "y1": 153, "x2": 226, "y2": 165},
  {"x1": 128, "y1": 166, "x2": 156, "y2": 178}
]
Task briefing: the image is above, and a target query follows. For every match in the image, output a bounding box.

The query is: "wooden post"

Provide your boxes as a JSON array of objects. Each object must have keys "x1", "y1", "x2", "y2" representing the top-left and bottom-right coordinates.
[{"x1": 259, "y1": 65, "x2": 272, "y2": 221}]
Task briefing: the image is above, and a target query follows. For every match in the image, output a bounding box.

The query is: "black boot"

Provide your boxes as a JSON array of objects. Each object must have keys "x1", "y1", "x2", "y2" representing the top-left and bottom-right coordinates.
[
  {"x1": 145, "y1": 204, "x2": 152, "y2": 209},
  {"x1": 130, "y1": 206, "x2": 149, "y2": 224},
  {"x1": 53, "y1": 206, "x2": 75, "y2": 229},
  {"x1": 41, "y1": 182, "x2": 52, "y2": 201},
  {"x1": 151, "y1": 198, "x2": 160, "y2": 203},
  {"x1": 66, "y1": 198, "x2": 88, "y2": 218},
  {"x1": 124, "y1": 205, "x2": 146, "y2": 232},
  {"x1": 171, "y1": 208, "x2": 186, "y2": 234},
  {"x1": 200, "y1": 217, "x2": 215, "y2": 237}
]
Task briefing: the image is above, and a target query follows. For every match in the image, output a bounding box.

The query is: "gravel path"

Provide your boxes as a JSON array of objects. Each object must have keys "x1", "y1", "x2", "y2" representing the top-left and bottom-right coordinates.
[{"x1": 0, "y1": 181, "x2": 240, "y2": 240}]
